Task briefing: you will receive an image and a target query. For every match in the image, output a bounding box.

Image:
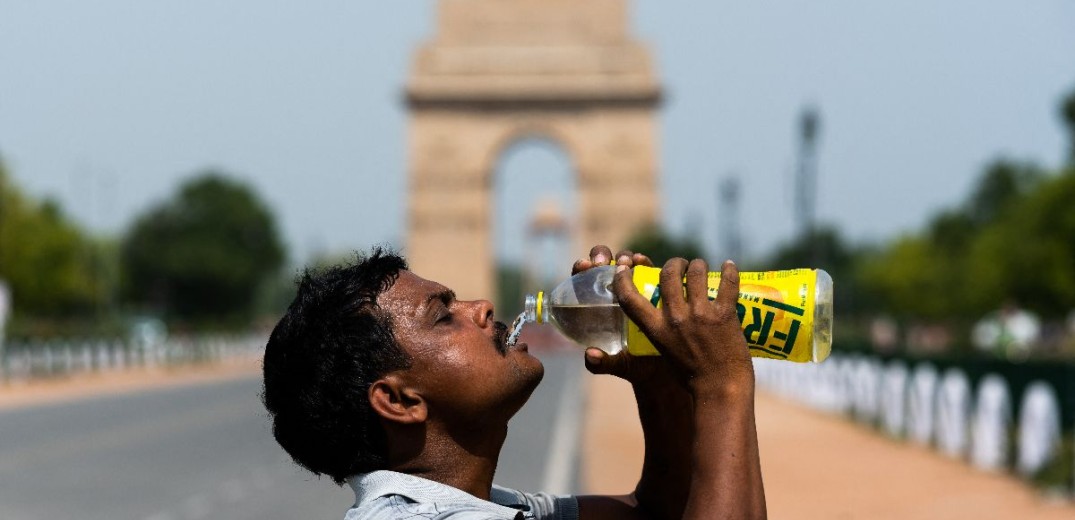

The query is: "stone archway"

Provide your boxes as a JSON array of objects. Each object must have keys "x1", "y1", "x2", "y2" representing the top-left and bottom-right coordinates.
[{"x1": 405, "y1": 0, "x2": 661, "y2": 299}]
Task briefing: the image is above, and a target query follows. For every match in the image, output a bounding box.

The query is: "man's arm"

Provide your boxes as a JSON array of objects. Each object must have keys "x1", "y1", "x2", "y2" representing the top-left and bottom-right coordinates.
[
  {"x1": 577, "y1": 346, "x2": 693, "y2": 520},
  {"x1": 570, "y1": 247, "x2": 691, "y2": 519},
  {"x1": 620, "y1": 258, "x2": 766, "y2": 519},
  {"x1": 577, "y1": 254, "x2": 766, "y2": 520},
  {"x1": 632, "y1": 370, "x2": 695, "y2": 518},
  {"x1": 685, "y1": 374, "x2": 765, "y2": 519}
]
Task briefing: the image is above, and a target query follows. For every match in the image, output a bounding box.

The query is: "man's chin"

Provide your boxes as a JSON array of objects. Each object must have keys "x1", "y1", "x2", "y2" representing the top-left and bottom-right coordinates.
[
  {"x1": 513, "y1": 352, "x2": 545, "y2": 393},
  {"x1": 497, "y1": 357, "x2": 544, "y2": 420}
]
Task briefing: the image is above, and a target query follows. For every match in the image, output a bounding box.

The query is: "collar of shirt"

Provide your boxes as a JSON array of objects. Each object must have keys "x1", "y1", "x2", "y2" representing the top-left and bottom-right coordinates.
[{"x1": 348, "y1": 470, "x2": 529, "y2": 518}]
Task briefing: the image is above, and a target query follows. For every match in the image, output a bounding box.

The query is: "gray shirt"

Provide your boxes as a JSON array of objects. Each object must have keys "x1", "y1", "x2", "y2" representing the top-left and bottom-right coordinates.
[{"x1": 345, "y1": 470, "x2": 579, "y2": 520}]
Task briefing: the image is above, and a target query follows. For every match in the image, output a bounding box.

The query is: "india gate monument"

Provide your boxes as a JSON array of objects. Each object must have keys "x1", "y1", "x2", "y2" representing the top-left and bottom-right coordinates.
[{"x1": 405, "y1": 0, "x2": 662, "y2": 299}]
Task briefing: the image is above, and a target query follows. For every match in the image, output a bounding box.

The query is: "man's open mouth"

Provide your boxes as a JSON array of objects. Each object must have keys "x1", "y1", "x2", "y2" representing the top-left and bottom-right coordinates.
[{"x1": 493, "y1": 321, "x2": 509, "y2": 355}]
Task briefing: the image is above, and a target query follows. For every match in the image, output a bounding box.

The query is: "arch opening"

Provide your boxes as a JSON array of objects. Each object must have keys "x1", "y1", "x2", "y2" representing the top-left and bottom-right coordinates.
[{"x1": 492, "y1": 135, "x2": 576, "y2": 317}]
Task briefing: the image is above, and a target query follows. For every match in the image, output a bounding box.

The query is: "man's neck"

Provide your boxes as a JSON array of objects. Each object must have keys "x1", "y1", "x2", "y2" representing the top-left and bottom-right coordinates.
[{"x1": 387, "y1": 422, "x2": 507, "y2": 500}]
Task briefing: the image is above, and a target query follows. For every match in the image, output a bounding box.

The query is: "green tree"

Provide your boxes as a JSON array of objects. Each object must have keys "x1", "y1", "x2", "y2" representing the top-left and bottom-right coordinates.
[
  {"x1": 767, "y1": 226, "x2": 875, "y2": 316},
  {"x1": 0, "y1": 159, "x2": 105, "y2": 317},
  {"x1": 768, "y1": 226, "x2": 855, "y2": 273},
  {"x1": 495, "y1": 263, "x2": 526, "y2": 318},
  {"x1": 965, "y1": 159, "x2": 1042, "y2": 227},
  {"x1": 966, "y1": 169, "x2": 1075, "y2": 318},
  {"x1": 857, "y1": 235, "x2": 960, "y2": 321},
  {"x1": 860, "y1": 159, "x2": 1074, "y2": 323},
  {"x1": 855, "y1": 161, "x2": 1035, "y2": 322},
  {"x1": 121, "y1": 172, "x2": 286, "y2": 326},
  {"x1": 1062, "y1": 87, "x2": 1075, "y2": 163},
  {"x1": 624, "y1": 223, "x2": 706, "y2": 266}
]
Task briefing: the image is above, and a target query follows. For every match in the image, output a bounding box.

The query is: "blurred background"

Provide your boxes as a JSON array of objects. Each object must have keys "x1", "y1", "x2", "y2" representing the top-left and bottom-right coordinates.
[{"x1": 1, "y1": 1, "x2": 1074, "y2": 519}]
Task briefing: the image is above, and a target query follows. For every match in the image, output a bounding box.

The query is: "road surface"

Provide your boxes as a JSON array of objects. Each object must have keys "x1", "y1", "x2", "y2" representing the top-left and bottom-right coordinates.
[{"x1": 0, "y1": 352, "x2": 584, "y2": 520}]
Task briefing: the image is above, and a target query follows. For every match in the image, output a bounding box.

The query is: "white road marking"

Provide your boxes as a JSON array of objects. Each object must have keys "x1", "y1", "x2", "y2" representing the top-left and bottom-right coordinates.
[{"x1": 540, "y1": 361, "x2": 585, "y2": 495}]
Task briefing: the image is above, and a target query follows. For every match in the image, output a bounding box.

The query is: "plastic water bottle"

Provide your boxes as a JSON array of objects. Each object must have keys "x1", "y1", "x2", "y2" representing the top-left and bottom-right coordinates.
[{"x1": 508, "y1": 265, "x2": 833, "y2": 363}]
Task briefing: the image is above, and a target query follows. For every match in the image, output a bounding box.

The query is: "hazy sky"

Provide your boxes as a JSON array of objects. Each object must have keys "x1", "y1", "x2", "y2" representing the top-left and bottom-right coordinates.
[{"x1": 2, "y1": 1, "x2": 1073, "y2": 268}]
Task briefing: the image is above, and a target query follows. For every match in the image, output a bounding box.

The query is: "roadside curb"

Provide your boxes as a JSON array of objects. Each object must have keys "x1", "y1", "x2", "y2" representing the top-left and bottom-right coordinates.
[{"x1": 0, "y1": 356, "x2": 262, "y2": 411}]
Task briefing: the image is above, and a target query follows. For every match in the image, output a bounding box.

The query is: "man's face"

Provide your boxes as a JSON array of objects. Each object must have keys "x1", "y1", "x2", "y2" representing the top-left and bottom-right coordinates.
[{"x1": 377, "y1": 270, "x2": 545, "y2": 427}]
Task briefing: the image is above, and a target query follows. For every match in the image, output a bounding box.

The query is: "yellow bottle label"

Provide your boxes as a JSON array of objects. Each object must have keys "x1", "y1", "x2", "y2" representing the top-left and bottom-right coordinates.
[{"x1": 626, "y1": 266, "x2": 818, "y2": 362}]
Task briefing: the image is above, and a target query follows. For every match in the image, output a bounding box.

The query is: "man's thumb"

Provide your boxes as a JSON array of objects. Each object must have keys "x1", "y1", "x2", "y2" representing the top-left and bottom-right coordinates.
[{"x1": 584, "y1": 348, "x2": 625, "y2": 375}]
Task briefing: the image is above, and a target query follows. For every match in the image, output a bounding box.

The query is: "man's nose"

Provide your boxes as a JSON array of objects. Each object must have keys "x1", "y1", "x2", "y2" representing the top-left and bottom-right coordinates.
[{"x1": 468, "y1": 299, "x2": 495, "y2": 328}]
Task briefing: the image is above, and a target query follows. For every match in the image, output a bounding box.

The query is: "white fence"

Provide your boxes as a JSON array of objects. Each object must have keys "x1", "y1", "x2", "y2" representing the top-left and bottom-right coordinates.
[
  {"x1": 0, "y1": 335, "x2": 265, "y2": 384},
  {"x1": 754, "y1": 354, "x2": 1074, "y2": 493}
]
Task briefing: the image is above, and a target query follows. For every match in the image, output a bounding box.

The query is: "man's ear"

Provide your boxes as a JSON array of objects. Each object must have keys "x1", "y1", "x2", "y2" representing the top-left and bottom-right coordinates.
[{"x1": 369, "y1": 374, "x2": 427, "y2": 425}]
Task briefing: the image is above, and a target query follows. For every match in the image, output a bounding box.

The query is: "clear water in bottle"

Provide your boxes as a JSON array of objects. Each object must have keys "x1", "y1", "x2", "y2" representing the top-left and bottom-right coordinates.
[{"x1": 545, "y1": 304, "x2": 626, "y2": 354}]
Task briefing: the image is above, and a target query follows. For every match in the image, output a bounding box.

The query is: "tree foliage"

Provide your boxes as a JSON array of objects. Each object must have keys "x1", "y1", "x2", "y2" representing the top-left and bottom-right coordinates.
[
  {"x1": 495, "y1": 263, "x2": 526, "y2": 318},
  {"x1": 965, "y1": 168, "x2": 1075, "y2": 317},
  {"x1": 121, "y1": 172, "x2": 285, "y2": 325},
  {"x1": 860, "y1": 160, "x2": 1075, "y2": 321},
  {"x1": 0, "y1": 160, "x2": 106, "y2": 317},
  {"x1": 767, "y1": 226, "x2": 874, "y2": 316},
  {"x1": 624, "y1": 223, "x2": 706, "y2": 266},
  {"x1": 768, "y1": 226, "x2": 856, "y2": 273},
  {"x1": 1062, "y1": 88, "x2": 1075, "y2": 162},
  {"x1": 966, "y1": 160, "x2": 1043, "y2": 227}
]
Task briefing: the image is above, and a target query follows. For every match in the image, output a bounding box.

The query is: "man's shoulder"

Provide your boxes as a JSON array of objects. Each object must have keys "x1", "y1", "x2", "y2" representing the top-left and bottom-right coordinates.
[{"x1": 345, "y1": 471, "x2": 577, "y2": 520}]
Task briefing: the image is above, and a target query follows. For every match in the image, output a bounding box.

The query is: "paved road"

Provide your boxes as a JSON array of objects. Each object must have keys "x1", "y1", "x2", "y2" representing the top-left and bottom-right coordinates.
[{"x1": 0, "y1": 352, "x2": 584, "y2": 520}]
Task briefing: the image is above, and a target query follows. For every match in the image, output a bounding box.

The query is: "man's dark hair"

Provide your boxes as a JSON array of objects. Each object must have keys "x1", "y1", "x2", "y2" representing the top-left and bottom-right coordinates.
[{"x1": 262, "y1": 248, "x2": 410, "y2": 484}]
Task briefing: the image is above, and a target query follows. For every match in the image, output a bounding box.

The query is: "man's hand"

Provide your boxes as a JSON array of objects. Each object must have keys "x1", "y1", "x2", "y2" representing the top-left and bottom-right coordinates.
[
  {"x1": 612, "y1": 257, "x2": 754, "y2": 397},
  {"x1": 571, "y1": 245, "x2": 674, "y2": 387},
  {"x1": 574, "y1": 246, "x2": 692, "y2": 520},
  {"x1": 609, "y1": 256, "x2": 766, "y2": 520}
]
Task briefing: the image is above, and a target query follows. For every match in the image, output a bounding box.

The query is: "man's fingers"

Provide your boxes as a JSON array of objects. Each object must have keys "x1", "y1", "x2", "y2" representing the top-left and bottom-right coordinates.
[
  {"x1": 583, "y1": 348, "x2": 608, "y2": 374},
  {"x1": 633, "y1": 253, "x2": 654, "y2": 267},
  {"x1": 716, "y1": 259, "x2": 740, "y2": 310},
  {"x1": 584, "y1": 348, "x2": 626, "y2": 375},
  {"x1": 686, "y1": 258, "x2": 709, "y2": 306},
  {"x1": 589, "y1": 245, "x2": 613, "y2": 265},
  {"x1": 612, "y1": 250, "x2": 655, "y2": 269},
  {"x1": 659, "y1": 258, "x2": 689, "y2": 316},
  {"x1": 612, "y1": 267, "x2": 661, "y2": 336},
  {"x1": 571, "y1": 258, "x2": 593, "y2": 275},
  {"x1": 579, "y1": 246, "x2": 650, "y2": 273}
]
